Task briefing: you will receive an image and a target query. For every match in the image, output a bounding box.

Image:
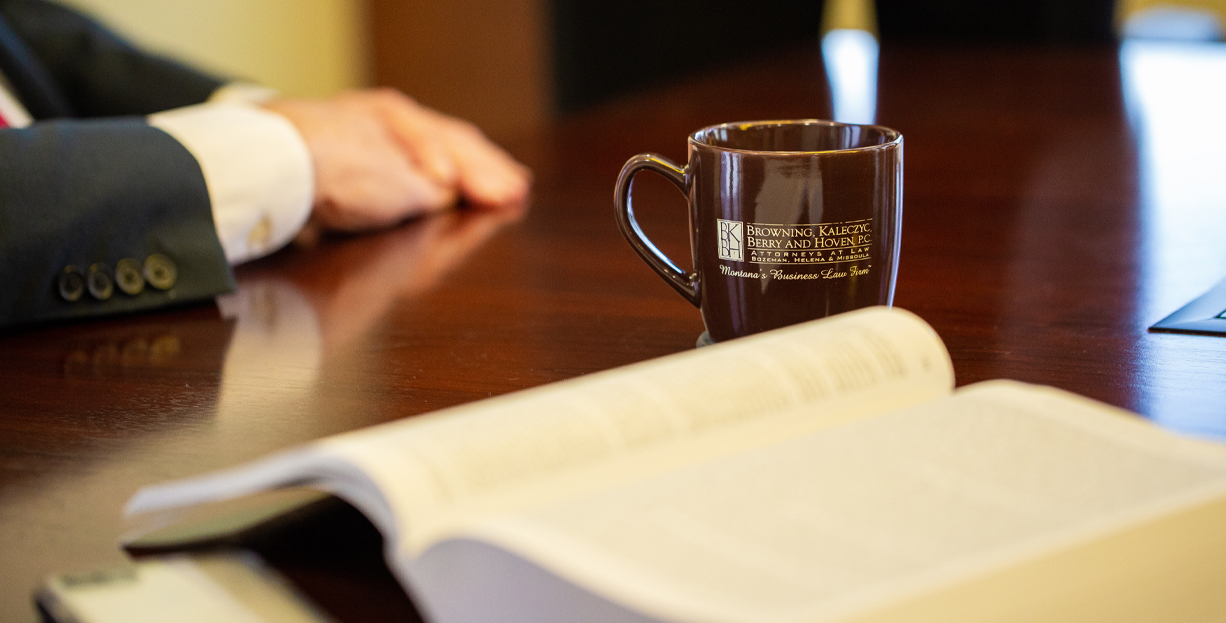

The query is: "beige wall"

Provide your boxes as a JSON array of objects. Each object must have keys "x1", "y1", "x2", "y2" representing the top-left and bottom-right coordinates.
[
  {"x1": 824, "y1": 0, "x2": 877, "y2": 33},
  {"x1": 823, "y1": 0, "x2": 1226, "y2": 34},
  {"x1": 58, "y1": 0, "x2": 370, "y2": 97},
  {"x1": 59, "y1": 0, "x2": 551, "y2": 139},
  {"x1": 1117, "y1": 0, "x2": 1226, "y2": 26}
]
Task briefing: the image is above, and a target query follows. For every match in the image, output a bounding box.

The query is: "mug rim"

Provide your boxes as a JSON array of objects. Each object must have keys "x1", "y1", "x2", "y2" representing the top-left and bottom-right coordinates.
[{"x1": 688, "y1": 119, "x2": 902, "y2": 155}]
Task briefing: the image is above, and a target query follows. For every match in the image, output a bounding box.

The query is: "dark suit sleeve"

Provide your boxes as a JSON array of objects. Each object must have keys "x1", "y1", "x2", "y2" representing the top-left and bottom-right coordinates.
[
  {"x1": 0, "y1": 119, "x2": 235, "y2": 327},
  {"x1": 0, "y1": 0, "x2": 225, "y2": 117}
]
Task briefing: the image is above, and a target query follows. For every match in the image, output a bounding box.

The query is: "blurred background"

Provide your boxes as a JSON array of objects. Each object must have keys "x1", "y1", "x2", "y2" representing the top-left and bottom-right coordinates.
[{"x1": 59, "y1": 0, "x2": 1226, "y2": 140}]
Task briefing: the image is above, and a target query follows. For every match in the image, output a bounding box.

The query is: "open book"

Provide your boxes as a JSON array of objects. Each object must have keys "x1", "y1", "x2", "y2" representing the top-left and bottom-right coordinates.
[{"x1": 125, "y1": 307, "x2": 1226, "y2": 623}]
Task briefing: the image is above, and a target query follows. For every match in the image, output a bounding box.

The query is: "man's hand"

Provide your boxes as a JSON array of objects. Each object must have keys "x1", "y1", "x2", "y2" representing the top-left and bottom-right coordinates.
[{"x1": 263, "y1": 89, "x2": 531, "y2": 232}]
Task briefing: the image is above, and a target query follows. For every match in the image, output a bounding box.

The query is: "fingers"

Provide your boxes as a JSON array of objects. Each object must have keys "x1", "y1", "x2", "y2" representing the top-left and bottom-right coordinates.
[
  {"x1": 374, "y1": 93, "x2": 460, "y2": 187},
  {"x1": 352, "y1": 162, "x2": 457, "y2": 231},
  {"x1": 271, "y1": 89, "x2": 532, "y2": 235},
  {"x1": 313, "y1": 134, "x2": 456, "y2": 232},
  {"x1": 372, "y1": 91, "x2": 531, "y2": 207},
  {"x1": 443, "y1": 121, "x2": 532, "y2": 206}
]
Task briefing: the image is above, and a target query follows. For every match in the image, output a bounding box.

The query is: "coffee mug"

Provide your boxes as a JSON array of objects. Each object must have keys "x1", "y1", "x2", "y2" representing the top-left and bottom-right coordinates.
[{"x1": 615, "y1": 119, "x2": 903, "y2": 342}]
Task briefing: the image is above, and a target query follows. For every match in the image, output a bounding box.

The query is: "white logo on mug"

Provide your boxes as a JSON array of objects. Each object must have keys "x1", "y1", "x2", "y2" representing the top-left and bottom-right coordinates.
[{"x1": 717, "y1": 219, "x2": 744, "y2": 261}]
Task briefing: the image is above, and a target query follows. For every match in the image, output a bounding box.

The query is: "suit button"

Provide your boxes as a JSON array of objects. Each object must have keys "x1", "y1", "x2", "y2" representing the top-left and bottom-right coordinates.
[
  {"x1": 143, "y1": 254, "x2": 177, "y2": 290},
  {"x1": 87, "y1": 263, "x2": 114, "y2": 300},
  {"x1": 58, "y1": 266, "x2": 86, "y2": 302},
  {"x1": 115, "y1": 258, "x2": 145, "y2": 295}
]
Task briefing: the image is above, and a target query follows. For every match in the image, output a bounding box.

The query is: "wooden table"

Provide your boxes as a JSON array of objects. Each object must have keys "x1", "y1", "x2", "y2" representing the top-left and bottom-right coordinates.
[{"x1": 3, "y1": 40, "x2": 1226, "y2": 622}]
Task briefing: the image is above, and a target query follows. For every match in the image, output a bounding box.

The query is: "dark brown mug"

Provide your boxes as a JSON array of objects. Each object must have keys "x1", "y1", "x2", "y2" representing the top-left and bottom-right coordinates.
[{"x1": 615, "y1": 120, "x2": 903, "y2": 342}]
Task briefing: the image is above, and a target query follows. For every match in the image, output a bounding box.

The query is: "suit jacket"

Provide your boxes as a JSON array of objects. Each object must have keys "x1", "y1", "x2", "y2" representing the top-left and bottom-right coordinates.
[{"x1": 0, "y1": 0, "x2": 235, "y2": 328}]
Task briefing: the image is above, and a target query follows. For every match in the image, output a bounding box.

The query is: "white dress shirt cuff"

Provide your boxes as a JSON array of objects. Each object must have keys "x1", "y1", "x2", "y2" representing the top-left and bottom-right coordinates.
[{"x1": 148, "y1": 101, "x2": 314, "y2": 265}]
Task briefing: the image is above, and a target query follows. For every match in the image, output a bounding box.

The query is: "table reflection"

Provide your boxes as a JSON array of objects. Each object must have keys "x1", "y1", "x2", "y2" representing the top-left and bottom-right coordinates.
[
  {"x1": 1121, "y1": 40, "x2": 1226, "y2": 317},
  {"x1": 0, "y1": 206, "x2": 522, "y2": 622},
  {"x1": 1121, "y1": 40, "x2": 1226, "y2": 437},
  {"x1": 213, "y1": 206, "x2": 524, "y2": 431},
  {"x1": 823, "y1": 29, "x2": 879, "y2": 125}
]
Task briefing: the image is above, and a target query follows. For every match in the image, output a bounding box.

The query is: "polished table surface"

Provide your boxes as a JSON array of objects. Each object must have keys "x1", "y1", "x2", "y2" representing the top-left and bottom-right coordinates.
[{"x1": 3, "y1": 40, "x2": 1226, "y2": 622}]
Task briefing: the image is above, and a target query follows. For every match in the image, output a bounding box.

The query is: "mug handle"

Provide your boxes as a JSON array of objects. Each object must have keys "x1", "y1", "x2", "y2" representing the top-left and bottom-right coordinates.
[{"x1": 614, "y1": 153, "x2": 701, "y2": 307}]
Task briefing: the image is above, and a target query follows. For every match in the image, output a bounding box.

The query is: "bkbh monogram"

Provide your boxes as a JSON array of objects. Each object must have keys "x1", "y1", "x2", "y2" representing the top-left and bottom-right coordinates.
[{"x1": 717, "y1": 219, "x2": 744, "y2": 261}]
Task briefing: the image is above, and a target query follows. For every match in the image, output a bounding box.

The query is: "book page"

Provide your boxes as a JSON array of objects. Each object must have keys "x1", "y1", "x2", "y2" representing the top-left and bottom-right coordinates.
[
  {"x1": 322, "y1": 306, "x2": 954, "y2": 549},
  {"x1": 461, "y1": 381, "x2": 1226, "y2": 623},
  {"x1": 126, "y1": 307, "x2": 952, "y2": 553}
]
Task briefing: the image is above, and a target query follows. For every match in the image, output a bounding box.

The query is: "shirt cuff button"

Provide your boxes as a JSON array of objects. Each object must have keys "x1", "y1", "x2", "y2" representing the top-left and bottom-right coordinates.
[{"x1": 247, "y1": 214, "x2": 274, "y2": 255}]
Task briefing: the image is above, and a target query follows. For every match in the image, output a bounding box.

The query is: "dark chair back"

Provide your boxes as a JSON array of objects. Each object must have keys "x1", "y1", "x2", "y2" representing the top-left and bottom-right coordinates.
[
  {"x1": 874, "y1": 0, "x2": 1117, "y2": 44},
  {"x1": 551, "y1": 0, "x2": 826, "y2": 113}
]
